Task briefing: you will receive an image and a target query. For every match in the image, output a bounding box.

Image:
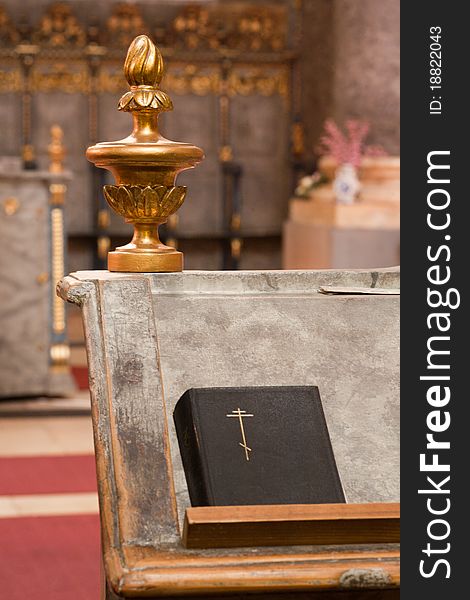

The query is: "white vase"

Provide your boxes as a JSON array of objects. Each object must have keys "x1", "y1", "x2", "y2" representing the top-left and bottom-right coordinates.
[{"x1": 333, "y1": 163, "x2": 360, "y2": 204}]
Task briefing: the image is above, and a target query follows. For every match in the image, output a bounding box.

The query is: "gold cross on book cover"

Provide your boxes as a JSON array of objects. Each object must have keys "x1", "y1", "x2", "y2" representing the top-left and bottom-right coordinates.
[{"x1": 226, "y1": 408, "x2": 254, "y2": 461}]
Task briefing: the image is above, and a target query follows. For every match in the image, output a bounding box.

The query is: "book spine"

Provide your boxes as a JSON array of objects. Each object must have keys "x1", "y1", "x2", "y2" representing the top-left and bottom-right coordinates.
[{"x1": 174, "y1": 392, "x2": 211, "y2": 506}]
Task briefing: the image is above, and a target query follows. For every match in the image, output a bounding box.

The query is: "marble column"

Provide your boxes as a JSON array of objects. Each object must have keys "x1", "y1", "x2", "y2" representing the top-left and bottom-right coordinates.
[{"x1": 301, "y1": 0, "x2": 400, "y2": 154}]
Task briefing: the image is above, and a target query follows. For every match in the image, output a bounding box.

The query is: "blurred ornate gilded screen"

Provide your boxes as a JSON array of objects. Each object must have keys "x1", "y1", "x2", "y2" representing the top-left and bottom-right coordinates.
[{"x1": 0, "y1": 1, "x2": 303, "y2": 271}]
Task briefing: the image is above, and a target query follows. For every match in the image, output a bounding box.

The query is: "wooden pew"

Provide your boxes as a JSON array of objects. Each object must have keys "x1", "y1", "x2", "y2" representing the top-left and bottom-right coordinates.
[{"x1": 58, "y1": 267, "x2": 400, "y2": 599}]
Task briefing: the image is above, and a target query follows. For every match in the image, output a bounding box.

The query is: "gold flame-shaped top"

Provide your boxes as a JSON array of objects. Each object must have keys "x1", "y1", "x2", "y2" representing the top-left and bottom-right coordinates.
[
  {"x1": 124, "y1": 34, "x2": 163, "y2": 87},
  {"x1": 118, "y1": 35, "x2": 173, "y2": 113}
]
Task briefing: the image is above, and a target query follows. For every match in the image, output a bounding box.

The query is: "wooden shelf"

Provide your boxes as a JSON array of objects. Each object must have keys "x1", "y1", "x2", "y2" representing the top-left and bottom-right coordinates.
[{"x1": 183, "y1": 502, "x2": 400, "y2": 549}]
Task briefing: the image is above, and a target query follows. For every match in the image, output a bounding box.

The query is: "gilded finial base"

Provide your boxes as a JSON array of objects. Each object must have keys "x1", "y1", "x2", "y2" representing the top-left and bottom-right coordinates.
[{"x1": 108, "y1": 249, "x2": 183, "y2": 272}]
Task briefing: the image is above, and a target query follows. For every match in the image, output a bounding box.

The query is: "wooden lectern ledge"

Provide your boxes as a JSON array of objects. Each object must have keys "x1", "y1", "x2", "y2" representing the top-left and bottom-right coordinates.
[
  {"x1": 183, "y1": 503, "x2": 400, "y2": 549},
  {"x1": 58, "y1": 268, "x2": 400, "y2": 599}
]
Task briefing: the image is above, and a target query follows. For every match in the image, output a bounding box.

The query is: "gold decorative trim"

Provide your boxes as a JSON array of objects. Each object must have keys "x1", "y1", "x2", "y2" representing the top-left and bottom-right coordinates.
[
  {"x1": 164, "y1": 66, "x2": 220, "y2": 96},
  {"x1": 291, "y1": 121, "x2": 305, "y2": 157},
  {"x1": 3, "y1": 197, "x2": 20, "y2": 216},
  {"x1": 228, "y1": 67, "x2": 289, "y2": 101},
  {"x1": 30, "y1": 63, "x2": 89, "y2": 94},
  {"x1": 22, "y1": 144, "x2": 35, "y2": 163},
  {"x1": 50, "y1": 343, "x2": 71, "y2": 367},
  {"x1": 97, "y1": 236, "x2": 111, "y2": 260},
  {"x1": 169, "y1": 4, "x2": 287, "y2": 52},
  {"x1": 32, "y1": 3, "x2": 86, "y2": 48},
  {"x1": 231, "y1": 238, "x2": 243, "y2": 259},
  {"x1": 8, "y1": 59, "x2": 290, "y2": 98},
  {"x1": 219, "y1": 145, "x2": 233, "y2": 162},
  {"x1": 1, "y1": 62, "x2": 289, "y2": 99},
  {"x1": 103, "y1": 185, "x2": 187, "y2": 221},
  {"x1": 48, "y1": 124, "x2": 66, "y2": 173},
  {"x1": 97, "y1": 209, "x2": 110, "y2": 229},
  {"x1": 49, "y1": 183, "x2": 67, "y2": 206},
  {"x1": 0, "y1": 5, "x2": 19, "y2": 47},
  {"x1": 231, "y1": 213, "x2": 242, "y2": 231},
  {"x1": 105, "y1": 3, "x2": 148, "y2": 48},
  {"x1": 97, "y1": 69, "x2": 125, "y2": 94},
  {"x1": 51, "y1": 207, "x2": 65, "y2": 335},
  {"x1": 36, "y1": 272, "x2": 49, "y2": 285},
  {"x1": 0, "y1": 69, "x2": 22, "y2": 93}
]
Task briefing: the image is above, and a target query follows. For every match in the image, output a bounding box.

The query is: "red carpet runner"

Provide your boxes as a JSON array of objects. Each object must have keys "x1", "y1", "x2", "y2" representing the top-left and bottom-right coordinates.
[
  {"x1": 71, "y1": 366, "x2": 89, "y2": 391},
  {"x1": 0, "y1": 455, "x2": 97, "y2": 495},
  {"x1": 0, "y1": 454, "x2": 100, "y2": 599}
]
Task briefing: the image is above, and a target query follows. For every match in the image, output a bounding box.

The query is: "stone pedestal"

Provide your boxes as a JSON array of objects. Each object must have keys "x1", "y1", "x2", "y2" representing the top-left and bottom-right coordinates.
[
  {"x1": 0, "y1": 168, "x2": 76, "y2": 397},
  {"x1": 283, "y1": 220, "x2": 400, "y2": 269},
  {"x1": 58, "y1": 267, "x2": 399, "y2": 598},
  {"x1": 284, "y1": 156, "x2": 400, "y2": 270},
  {"x1": 283, "y1": 187, "x2": 400, "y2": 269}
]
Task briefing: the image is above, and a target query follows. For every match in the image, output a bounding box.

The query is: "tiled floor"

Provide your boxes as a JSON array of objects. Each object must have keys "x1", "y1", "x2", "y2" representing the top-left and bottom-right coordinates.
[
  {"x1": 0, "y1": 492, "x2": 98, "y2": 518},
  {"x1": 0, "y1": 415, "x2": 94, "y2": 457}
]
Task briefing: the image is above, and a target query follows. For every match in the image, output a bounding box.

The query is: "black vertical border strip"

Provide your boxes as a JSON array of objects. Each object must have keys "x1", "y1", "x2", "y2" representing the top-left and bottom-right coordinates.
[{"x1": 401, "y1": 2, "x2": 467, "y2": 597}]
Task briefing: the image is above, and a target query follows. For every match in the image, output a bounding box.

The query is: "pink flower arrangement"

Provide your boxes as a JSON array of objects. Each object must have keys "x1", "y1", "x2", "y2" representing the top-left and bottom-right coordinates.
[{"x1": 319, "y1": 119, "x2": 387, "y2": 167}]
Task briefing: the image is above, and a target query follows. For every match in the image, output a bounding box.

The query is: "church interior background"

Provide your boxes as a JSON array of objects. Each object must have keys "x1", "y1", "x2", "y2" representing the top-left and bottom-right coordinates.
[{"x1": 0, "y1": 1, "x2": 399, "y2": 598}]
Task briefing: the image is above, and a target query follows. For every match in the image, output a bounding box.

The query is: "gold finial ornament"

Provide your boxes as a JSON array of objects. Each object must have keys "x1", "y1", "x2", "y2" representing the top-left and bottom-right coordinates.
[{"x1": 86, "y1": 35, "x2": 204, "y2": 272}]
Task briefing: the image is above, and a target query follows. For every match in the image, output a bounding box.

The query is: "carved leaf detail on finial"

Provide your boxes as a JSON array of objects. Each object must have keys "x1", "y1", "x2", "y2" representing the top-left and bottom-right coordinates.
[
  {"x1": 103, "y1": 185, "x2": 187, "y2": 220},
  {"x1": 118, "y1": 88, "x2": 173, "y2": 112}
]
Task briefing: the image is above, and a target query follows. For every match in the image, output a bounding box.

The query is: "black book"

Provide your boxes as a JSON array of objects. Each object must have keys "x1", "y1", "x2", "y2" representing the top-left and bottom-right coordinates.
[{"x1": 173, "y1": 386, "x2": 345, "y2": 506}]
